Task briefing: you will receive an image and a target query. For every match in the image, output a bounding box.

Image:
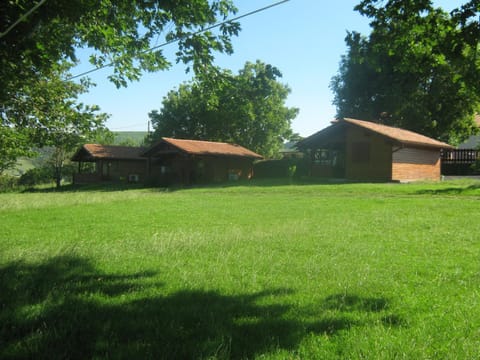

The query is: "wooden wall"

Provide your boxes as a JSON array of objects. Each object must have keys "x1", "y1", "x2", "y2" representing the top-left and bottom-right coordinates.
[
  {"x1": 148, "y1": 155, "x2": 255, "y2": 185},
  {"x1": 345, "y1": 126, "x2": 392, "y2": 181},
  {"x1": 392, "y1": 148, "x2": 441, "y2": 182},
  {"x1": 96, "y1": 159, "x2": 148, "y2": 183},
  {"x1": 74, "y1": 159, "x2": 148, "y2": 184}
]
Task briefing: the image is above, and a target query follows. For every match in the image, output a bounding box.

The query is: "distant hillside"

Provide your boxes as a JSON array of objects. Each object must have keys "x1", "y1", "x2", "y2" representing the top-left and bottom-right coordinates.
[
  {"x1": 113, "y1": 131, "x2": 148, "y2": 146},
  {"x1": 5, "y1": 158, "x2": 35, "y2": 176}
]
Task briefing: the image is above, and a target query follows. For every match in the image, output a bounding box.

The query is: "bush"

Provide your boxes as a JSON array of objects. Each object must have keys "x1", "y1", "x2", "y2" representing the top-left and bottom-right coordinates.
[
  {"x1": 471, "y1": 157, "x2": 480, "y2": 174},
  {"x1": 253, "y1": 158, "x2": 309, "y2": 179},
  {"x1": 18, "y1": 167, "x2": 52, "y2": 186},
  {"x1": 0, "y1": 175, "x2": 18, "y2": 192}
]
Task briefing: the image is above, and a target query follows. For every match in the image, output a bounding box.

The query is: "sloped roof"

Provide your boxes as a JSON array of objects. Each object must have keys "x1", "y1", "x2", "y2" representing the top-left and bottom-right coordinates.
[
  {"x1": 71, "y1": 144, "x2": 147, "y2": 161},
  {"x1": 343, "y1": 118, "x2": 453, "y2": 149},
  {"x1": 145, "y1": 137, "x2": 263, "y2": 159},
  {"x1": 298, "y1": 118, "x2": 453, "y2": 150}
]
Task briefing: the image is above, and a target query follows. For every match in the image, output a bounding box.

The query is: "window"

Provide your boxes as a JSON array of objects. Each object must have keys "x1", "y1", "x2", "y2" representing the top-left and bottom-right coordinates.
[{"x1": 313, "y1": 149, "x2": 331, "y2": 165}]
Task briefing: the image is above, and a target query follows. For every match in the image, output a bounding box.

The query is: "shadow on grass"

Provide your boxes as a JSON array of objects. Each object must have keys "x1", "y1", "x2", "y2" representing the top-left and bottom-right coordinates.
[
  {"x1": 21, "y1": 182, "x2": 151, "y2": 193},
  {"x1": 19, "y1": 177, "x2": 350, "y2": 194},
  {"x1": 302, "y1": 293, "x2": 405, "y2": 336},
  {"x1": 415, "y1": 183, "x2": 480, "y2": 196},
  {"x1": 322, "y1": 293, "x2": 388, "y2": 312},
  {"x1": 184, "y1": 177, "x2": 355, "y2": 189},
  {"x1": 0, "y1": 256, "x2": 404, "y2": 359},
  {"x1": 0, "y1": 257, "x2": 314, "y2": 358}
]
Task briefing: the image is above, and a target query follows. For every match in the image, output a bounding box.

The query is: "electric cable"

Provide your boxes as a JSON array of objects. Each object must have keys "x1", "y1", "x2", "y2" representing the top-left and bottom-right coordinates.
[
  {"x1": 0, "y1": 0, "x2": 48, "y2": 39},
  {"x1": 67, "y1": 0, "x2": 291, "y2": 81}
]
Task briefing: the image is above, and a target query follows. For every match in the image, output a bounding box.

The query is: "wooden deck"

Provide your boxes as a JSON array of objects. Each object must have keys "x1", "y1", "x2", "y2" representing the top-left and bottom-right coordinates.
[{"x1": 441, "y1": 149, "x2": 479, "y2": 175}]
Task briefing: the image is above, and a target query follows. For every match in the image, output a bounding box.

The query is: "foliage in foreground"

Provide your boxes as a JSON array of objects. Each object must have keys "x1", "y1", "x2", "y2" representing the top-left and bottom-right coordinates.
[
  {"x1": 1, "y1": 181, "x2": 479, "y2": 359},
  {"x1": 0, "y1": 62, "x2": 110, "y2": 176},
  {"x1": 1, "y1": 0, "x2": 239, "y2": 174}
]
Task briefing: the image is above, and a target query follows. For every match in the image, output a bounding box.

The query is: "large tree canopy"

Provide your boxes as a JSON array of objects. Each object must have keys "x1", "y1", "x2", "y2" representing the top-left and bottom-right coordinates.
[
  {"x1": 331, "y1": 0, "x2": 480, "y2": 144},
  {"x1": 148, "y1": 61, "x2": 299, "y2": 158},
  {"x1": 1, "y1": 0, "x2": 239, "y2": 91},
  {"x1": 1, "y1": 0, "x2": 239, "y2": 173}
]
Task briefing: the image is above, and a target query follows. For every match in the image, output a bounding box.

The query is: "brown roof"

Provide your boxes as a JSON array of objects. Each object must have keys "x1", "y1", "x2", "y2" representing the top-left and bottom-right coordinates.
[
  {"x1": 343, "y1": 118, "x2": 453, "y2": 149},
  {"x1": 145, "y1": 137, "x2": 263, "y2": 159},
  {"x1": 298, "y1": 118, "x2": 453, "y2": 150},
  {"x1": 71, "y1": 144, "x2": 147, "y2": 161}
]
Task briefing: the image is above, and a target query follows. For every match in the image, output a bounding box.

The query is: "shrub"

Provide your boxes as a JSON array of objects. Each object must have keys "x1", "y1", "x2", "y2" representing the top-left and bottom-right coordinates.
[
  {"x1": 0, "y1": 175, "x2": 18, "y2": 192},
  {"x1": 18, "y1": 167, "x2": 52, "y2": 186},
  {"x1": 254, "y1": 160, "x2": 290, "y2": 178},
  {"x1": 253, "y1": 158, "x2": 308, "y2": 179}
]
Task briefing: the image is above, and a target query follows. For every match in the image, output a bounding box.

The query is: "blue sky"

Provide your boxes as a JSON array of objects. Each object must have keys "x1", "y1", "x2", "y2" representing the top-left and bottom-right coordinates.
[{"x1": 75, "y1": 0, "x2": 465, "y2": 137}]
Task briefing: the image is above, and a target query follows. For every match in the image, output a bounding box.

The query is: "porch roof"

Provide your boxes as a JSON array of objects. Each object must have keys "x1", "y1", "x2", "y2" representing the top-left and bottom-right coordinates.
[{"x1": 71, "y1": 144, "x2": 147, "y2": 162}]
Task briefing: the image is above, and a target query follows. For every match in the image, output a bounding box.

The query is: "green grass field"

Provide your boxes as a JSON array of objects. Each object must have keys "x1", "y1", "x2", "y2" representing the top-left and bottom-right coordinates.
[{"x1": 1, "y1": 180, "x2": 479, "y2": 359}]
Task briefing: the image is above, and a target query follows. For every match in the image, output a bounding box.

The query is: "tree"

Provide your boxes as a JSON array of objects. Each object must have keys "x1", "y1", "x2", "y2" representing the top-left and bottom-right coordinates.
[
  {"x1": 1, "y1": 0, "x2": 239, "y2": 91},
  {"x1": 148, "y1": 61, "x2": 299, "y2": 158},
  {"x1": 1, "y1": 0, "x2": 239, "y2": 171},
  {"x1": 1, "y1": 62, "x2": 110, "y2": 185},
  {"x1": 47, "y1": 127, "x2": 109, "y2": 189},
  {"x1": 331, "y1": 0, "x2": 480, "y2": 144},
  {"x1": 40, "y1": 67, "x2": 110, "y2": 188}
]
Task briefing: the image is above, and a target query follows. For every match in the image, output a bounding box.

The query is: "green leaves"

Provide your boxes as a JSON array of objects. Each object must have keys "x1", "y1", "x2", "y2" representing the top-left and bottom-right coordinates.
[
  {"x1": 332, "y1": 0, "x2": 480, "y2": 143},
  {"x1": 1, "y1": 0, "x2": 240, "y2": 170},
  {"x1": 2, "y1": 0, "x2": 240, "y2": 98},
  {"x1": 0, "y1": 61, "x2": 110, "y2": 174},
  {"x1": 148, "y1": 61, "x2": 298, "y2": 158},
  {"x1": 0, "y1": 127, "x2": 34, "y2": 174}
]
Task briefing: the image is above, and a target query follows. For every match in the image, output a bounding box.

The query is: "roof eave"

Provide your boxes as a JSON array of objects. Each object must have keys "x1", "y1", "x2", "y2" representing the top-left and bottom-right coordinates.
[
  {"x1": 181, "y1": 151, "x2": 263, "y2": 159},
  {"x1": 395, "y1": 140, "x2": 454, "y2": 150},
  {"x1": 296, "y1": 122, "x2": 344, "y2": 149}
]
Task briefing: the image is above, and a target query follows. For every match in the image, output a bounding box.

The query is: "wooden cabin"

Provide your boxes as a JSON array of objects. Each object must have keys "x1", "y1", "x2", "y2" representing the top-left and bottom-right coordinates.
[
  {"x1": 143, "y1": 138, "x2": 263, "y2": 185},
  {"x1": 72, "y1": 139, "x2": 262, "y2": 185},
  {"x1": 71, "y1": 144, "x2": 147, "y2": 184},
  {"x1": 297, "y1": 118, "x2": 453, "y2": 182}
]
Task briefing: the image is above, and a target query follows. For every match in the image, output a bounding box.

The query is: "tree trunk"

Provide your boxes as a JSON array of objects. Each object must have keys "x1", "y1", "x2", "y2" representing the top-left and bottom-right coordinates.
[{"x1": 54, "y1": 167, "x2": 62, "y2": 189}]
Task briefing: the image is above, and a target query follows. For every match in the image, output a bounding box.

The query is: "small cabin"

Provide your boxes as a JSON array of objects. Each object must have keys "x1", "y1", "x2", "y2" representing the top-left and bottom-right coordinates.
[
  {"x1": 297, "y1": 118, "x2": 453, "y2": 182},
  {"x1": 143, "y1": 138, "x2": 263, "y2": 185},
  {"x1": 71, "y1": 138, "x2": 263, "y2": 185},
  {"x1": 71, "y1": 144, "x2": 147, "y2": 184}
]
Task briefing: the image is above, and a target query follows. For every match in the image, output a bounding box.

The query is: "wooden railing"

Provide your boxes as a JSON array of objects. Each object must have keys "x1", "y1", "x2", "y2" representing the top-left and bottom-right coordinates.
[
  {"x1": 441, "y1": 149, "x2": 479, "y2": 175},
  {"x1": 441, "y1": 149, "x2": 479, "y2": 164}
]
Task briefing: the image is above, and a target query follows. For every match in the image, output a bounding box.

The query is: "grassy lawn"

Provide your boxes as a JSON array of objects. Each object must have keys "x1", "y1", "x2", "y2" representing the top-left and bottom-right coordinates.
[{"x1": 1, "y1": 180, "x2": 479, "y2": 359}]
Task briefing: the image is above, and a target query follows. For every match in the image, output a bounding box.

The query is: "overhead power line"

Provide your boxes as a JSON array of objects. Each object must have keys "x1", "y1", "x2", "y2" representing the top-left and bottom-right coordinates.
[
  {"x1": 67, "y1": 0, "x2": 291, "y2": 81},
  {"x1": 0, "y1": 0, "x2": 48, "y2": 39}
]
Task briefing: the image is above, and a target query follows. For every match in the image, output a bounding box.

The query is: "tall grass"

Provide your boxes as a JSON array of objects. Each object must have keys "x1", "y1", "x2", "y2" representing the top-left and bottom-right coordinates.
[{"x1": 1, "y1": 180, "x2": 479, "y2": 359}]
